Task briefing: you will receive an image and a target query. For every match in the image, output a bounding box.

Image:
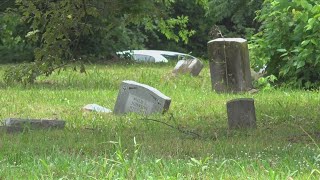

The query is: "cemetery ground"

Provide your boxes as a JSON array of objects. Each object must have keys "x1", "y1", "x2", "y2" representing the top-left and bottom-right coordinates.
[{"x1": 0, "y1": 62, "x2": 319, "y2": 179}]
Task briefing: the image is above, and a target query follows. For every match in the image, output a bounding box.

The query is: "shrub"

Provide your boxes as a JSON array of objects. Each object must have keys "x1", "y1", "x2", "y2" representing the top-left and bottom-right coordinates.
[
  {"x1": 0, "y1": 12, "x2": 34, "y2": 63},
  {"x1": 254, "y1": 0, "x2": 320, "y2": 88}
]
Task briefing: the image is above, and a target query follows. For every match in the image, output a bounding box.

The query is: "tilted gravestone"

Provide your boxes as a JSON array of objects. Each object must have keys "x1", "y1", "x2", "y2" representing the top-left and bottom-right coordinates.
[
  {"x1": 114, "y1": 80, "x2": 171, "y2": 115},
  {"x1": 0, "y1": 126, "x2": 24, "y2": 133},
  {"x1": 172, "y1": 59, "x2": 204, "y2": 76},
  {"x1": 226, "y1": 98, "x2": 257, "y2": 129},
  {"x1": 208, "y1": 38, "x2": 252, "y2": 93}
]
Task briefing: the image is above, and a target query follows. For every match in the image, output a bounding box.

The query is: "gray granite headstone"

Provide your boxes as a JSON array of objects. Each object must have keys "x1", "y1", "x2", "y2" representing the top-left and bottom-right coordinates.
[
  {"x1": 208, "y1": 38, "x2": 252, "y2": 93},
  {"x1": 114, "y1": 80, "x2": 171, "y2": 115},
  {"x1": 172, "y1": 59, "x2": 204, "y2": 76}
]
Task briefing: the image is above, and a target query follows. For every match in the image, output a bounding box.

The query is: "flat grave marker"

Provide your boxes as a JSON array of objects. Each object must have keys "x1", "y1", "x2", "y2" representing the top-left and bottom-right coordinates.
[{"x1": 0, "y1": 118, "x2": 66, "y2": 133}]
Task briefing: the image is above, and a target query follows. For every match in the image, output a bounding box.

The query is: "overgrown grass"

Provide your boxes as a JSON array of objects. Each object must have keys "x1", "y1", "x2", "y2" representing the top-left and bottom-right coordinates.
[{"x1": 0, "y1": 62, "x2": 319, "y2": 179}]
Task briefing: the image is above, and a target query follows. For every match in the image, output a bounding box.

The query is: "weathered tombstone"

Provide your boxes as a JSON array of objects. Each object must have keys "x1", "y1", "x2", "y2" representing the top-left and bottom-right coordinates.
[
  {"x1": 208, "y1": 38, "x2": 252, "y2": 93},
  {"x1": 0, "y1": 126, "x2": 23, "y2": 133},
  {"x1": 172, "y1": 59, "x2": 204, "y2": 76},
  {"x1": 226, "y1": 98, "x2": 256, "y2": 129},
  {"x1": 4, "y1": 118, "x2": 66, "y2": 129},
  {"x1": 114, "y1": 80, "x2": 171, "y2": 115}
]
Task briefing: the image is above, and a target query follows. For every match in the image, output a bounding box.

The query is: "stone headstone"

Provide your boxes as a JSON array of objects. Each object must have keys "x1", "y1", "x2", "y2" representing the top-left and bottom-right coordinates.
[
  {"x1": 0, "y1": 126, "x2": 23, "y2": 133},
  {"x1": 172, "y1": 59, "x2": 204, "y2": 76},
  {"x1": 4, "y1": 118, "x2": 66, "y2": 129},
  {"x1": 208, "y1": 38, "x2": 252, "y2": 93},
  {"x1": 114, "y1": 80, "x2": 171, "y2": 115},
  {"x1": 226, "y1": 98, "x2": 256, "y2": 129}
]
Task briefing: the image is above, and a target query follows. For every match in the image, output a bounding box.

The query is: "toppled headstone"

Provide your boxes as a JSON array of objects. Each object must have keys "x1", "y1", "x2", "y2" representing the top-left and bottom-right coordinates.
[
  {"x1": 4, "y1": 118, "x2": 66, "y2": 130},
  {"x1": 0, "y1": 126, "x2": 23, "y2": 133},
  {"x1": 114, "y1": 80, "x2": 171, "y2": 115},
  {"x1": 172, "y1": 59, "x2": 204, "y2": 76},
  {"x1": 208, "y1": 38, "x2": 252, "y2": 93},
  {"x1": 83, "y1": 104, "x2": 112, "y2": 113},
  {"x1": 226, "y1": 98, "x2": 257, "y2": 129}
]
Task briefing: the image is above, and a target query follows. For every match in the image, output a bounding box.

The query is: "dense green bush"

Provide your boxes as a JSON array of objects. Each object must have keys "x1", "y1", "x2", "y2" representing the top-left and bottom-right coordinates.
[
  {"x1": 207, "y1": 0, "x2": 263, "y2": 37},
  {"x1": 0, "y1": 12, "x2": 34, "y2": 63},
  {"x1": 254, "y1": 0, "x2": 320, "y2": 88},
  {"x1": 145, "y1": 0, "x2": 208, "y2": 57}
]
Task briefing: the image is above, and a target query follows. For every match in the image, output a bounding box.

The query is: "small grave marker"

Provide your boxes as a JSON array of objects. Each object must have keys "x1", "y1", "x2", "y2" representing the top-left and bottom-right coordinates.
[
  {"x1": 226, "y1": 98, "x2": 257, "y2": 129},
  {"x1": 114, "y1": 80, "x2": 171, "y2": 115}
]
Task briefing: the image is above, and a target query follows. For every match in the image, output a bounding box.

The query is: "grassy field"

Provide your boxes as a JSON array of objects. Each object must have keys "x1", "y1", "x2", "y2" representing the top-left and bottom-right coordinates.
[{"x1": 0, "y1": 62, "x2": 319, "y2": 179}]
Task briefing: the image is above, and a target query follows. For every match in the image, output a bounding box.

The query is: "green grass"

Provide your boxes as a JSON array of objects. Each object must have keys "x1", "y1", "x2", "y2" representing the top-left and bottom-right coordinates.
[{"x1": 0, "y1": 62, "x2": 319, "y2": 179}]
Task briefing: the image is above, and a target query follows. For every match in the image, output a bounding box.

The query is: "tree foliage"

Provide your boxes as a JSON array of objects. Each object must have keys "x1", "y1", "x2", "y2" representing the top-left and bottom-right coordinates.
[
  {"x1": 143, "y1": 0, "x2": 262, "y2": 58},
  {"x1": 0, "y1": 0, "x2": 15, "y2": 12},
  {"x1": 145, "y1": 0, "x2": 209, "y2": 57},
  {"x1": 254, "y1": 0, "x2": 320, "y2": 88},
  {"x1": 4, "y1": 0, "x2": 198, "y2": 84},
  {"x1": 207, "y1": 0, "x2": 263, "y2": 37},
  {"x1": 151, "y1": 0, "x2": 262, "y2": 58},
  {"x1": 0, "y1": 1, "x2": 34, "y2": 63},
  {"x1": 0, "y1": 11, "x2": 34, "y2": 63}
]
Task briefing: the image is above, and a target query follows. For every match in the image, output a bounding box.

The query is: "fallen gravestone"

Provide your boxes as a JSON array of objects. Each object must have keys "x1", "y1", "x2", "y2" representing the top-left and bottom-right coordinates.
[
  {"x1": 172, "y1": 59, "x2": 204, "y2": 76},
  {"x1": 0, "y1": 126, "x2": 23, "y2": 133},
  {"x1": 114, "y1": 80, "x2": 171, "y2": 115},
  {"x1": 2, "y1": 118, "x2": 66, "y2": 133},
  {"x1": 208, "y1": 38, "x2": 252, "y2": 93},
  {"x1": 226, "y1": 98, "x2": 256, "y2": 129},
  {"x1": 82, "y1": 104, "x2": 112, "y2": 113}
]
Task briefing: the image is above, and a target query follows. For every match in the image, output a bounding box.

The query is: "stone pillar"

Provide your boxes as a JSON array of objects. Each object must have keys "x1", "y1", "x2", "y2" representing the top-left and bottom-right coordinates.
[
  {"x1": 226, "y1": 98, "x2": 256, "y2": 129},
  {"x1": 208, "y1": 38, "x2": 252, "y2": 93}
]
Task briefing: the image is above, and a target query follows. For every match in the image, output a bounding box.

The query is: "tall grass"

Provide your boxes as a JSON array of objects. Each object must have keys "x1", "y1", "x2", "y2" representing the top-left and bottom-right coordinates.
[{"x1": 0, "y1": 62, "x2": 319, "y2": 179}]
